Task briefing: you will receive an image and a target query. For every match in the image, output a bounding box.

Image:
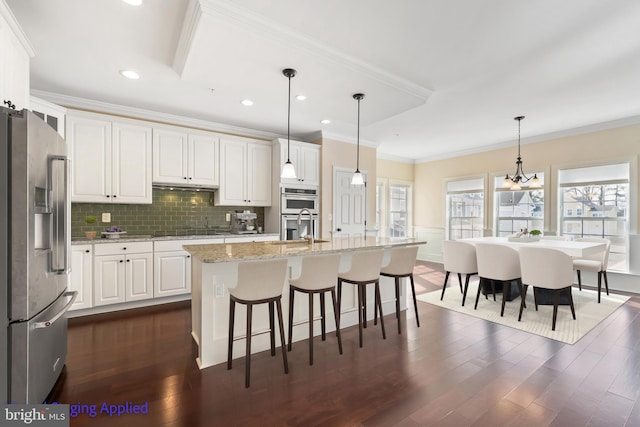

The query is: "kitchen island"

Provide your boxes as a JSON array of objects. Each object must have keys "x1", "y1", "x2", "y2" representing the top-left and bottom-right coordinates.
[{"x1": 184, "y1": 236, "x2": 425, "y2": 369}]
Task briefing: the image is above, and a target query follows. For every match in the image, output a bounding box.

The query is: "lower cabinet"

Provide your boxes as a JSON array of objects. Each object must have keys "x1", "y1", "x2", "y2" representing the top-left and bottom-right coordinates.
[
  {"x1": 68, "y1": 244, "x2": 93, "y2": 310},
  {"x1": 93, "y1": 242, "x2": 153, "y2": 307}
]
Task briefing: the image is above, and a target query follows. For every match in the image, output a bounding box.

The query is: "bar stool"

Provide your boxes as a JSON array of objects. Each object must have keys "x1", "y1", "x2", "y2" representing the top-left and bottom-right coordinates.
[
  {"x1": 377, "y1": 245, "x2": 420, "y2": 334},
  {"x1": 287, "y1": 253, "x2": 342, "y2": 365},
  {"x1": 227, "y1": 258, "x2": 288, "y2": 388},
  {"x1": 337, "y1": 249, "x2": 385, "y2": 348}
]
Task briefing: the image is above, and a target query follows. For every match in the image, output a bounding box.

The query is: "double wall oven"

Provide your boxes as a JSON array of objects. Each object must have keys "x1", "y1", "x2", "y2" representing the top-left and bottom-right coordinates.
[{"x1": 281, "y1": 187, "x2": 319, "y2": 240}]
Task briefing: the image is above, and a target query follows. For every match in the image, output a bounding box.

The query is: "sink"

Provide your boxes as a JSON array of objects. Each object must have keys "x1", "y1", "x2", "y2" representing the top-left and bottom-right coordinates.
[{"x1": 268, "y1": 239, "x2": 330, "y2": 245}]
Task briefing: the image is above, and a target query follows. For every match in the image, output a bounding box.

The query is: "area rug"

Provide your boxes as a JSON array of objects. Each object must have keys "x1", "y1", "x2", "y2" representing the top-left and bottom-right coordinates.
[{"x1": 416, "y1": 280, "x2": 629, "y2": 344}]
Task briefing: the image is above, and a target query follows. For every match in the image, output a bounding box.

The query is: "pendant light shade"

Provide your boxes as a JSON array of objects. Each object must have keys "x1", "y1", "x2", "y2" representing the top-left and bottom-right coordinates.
[
  {"x1": 351, "y1": 93, "x2": 365, "y2": 186},
  {"x1": 281, "y1": 68, "x2": 297, "y2": 179},
  {"x1": 503, "y1": 116, "x2": 541, "y2": 190}
]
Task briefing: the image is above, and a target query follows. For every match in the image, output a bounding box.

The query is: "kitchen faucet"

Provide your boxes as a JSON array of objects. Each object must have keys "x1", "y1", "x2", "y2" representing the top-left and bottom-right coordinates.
[{"x1": 297, "y1": 208, "x2": 314, "y2": 244}]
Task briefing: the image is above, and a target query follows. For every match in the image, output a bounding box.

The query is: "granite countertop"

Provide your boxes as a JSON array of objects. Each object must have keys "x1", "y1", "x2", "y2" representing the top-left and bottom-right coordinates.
[
  {"x1": 183, "y1": 237, "x2": 426, "y2": 263},
  {"x1": 71, "y1": 233, "x2": 279, "y2": 245}
]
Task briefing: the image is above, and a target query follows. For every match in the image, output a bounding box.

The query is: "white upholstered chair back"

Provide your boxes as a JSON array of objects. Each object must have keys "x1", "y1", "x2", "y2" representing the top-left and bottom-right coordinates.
[
  {"x1": 519, "y1": 247, "x2": 573, "y2": 290},
  {"x1": 339, "y1": 249, "x2": 384, "y2": 282},
  {"x1": 575, "y1": 237, "x2": 611, "y2": 269},
  {"x1": 475, "y1": 243, "x2": 520, "y2": 281},
  {"x1": 290, "y1": 253, "x2": 341, "y2": 291},
  {"x1": 443, "y1": 241, "x2": 477, "y2": 274},
  {"x1": 229, "y1": 258, "x2": 288, "y2": 301},
  {"x1": 381, "y1": 246, "x2": 419, "y2": 276}
]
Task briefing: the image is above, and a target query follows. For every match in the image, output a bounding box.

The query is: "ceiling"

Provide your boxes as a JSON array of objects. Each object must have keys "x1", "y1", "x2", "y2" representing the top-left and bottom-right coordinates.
[{"x1": 7, "y1": 0, "x2": 640, "y2": 161}]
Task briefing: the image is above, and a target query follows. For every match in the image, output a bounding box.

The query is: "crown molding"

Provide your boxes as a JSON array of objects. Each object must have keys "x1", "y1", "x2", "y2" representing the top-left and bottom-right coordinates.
[
  {"x1": 172, "y1": 0, "x2": 203, "y2": 76},
  {"x1": 316, "y1": 130, "x2": 379, "y2": 149},
  {"x1": 376, "y1": 152, "x2": 416, "y2": 164},
  {"x1": 32, "y1": 90, "x2": 282, "y2": 141},
  {"x1": 196, "y1": 0, "x2": 432, "y2": 100},
  {"x1": 1, "y1": 0, "x2": 35, "y2": 56}
]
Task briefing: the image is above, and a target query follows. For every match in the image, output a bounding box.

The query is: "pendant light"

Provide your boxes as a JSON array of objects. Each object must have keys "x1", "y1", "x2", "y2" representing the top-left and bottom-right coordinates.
[
  {"x1": 281, "y1": 68, "x2": 297, "y2": 179},
  {"x1": 502, "y1": 116, "x2": 540, "y2": 190},
  {"x1": 351, "y1": 93, "x2": 365, "y2": 186}
]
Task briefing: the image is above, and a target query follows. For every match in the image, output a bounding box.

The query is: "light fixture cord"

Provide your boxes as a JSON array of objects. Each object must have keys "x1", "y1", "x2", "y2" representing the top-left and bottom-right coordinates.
[
  {"x1": 517, "y1": 117, "x2": 521, "y2": 158},
  {"x1": 287, "y1": 74, "x2": 291, "y2": 163},
  {"x1": 356, "y1": 97, "x2": 360, "y2": 170}
]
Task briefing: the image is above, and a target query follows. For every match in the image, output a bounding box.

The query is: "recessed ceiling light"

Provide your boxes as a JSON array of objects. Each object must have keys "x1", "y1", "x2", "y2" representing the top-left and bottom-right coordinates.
[
  {"x1": 296, "y1": 95, "x2": 307, "y2": 101},
  {"x1": 241, "y1": 99, "x2": 254, "y2": 106},
  {"x1": 119, "y1": 69, "x2": 140, "y2": 79},
  {"x1": 122, "y1": 0, "x2": 143, "y2": 6},
  {"x1": 320, "y1": 119, "x2": 331, "y2": 124}
]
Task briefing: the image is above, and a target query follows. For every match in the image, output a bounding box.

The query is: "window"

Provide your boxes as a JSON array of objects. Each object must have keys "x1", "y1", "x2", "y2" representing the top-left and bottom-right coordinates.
[
  {"x1": 559, "y1": 163, "x2": 630, "y2": 271},
  {"x1": 494, "y1": 173, "x2": 544, "y2": 236},
  {"x1": 375, "y1": 179, "x2": 412, "y2": 238},
  {"x1": 447, "y1": 178, "x2": 484, "y2": 240}
]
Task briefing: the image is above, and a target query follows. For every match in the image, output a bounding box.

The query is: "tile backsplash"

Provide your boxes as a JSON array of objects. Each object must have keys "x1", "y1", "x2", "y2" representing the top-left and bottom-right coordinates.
[{"x1": 72, "y1": 189, "x2": 265, "y2": 237}]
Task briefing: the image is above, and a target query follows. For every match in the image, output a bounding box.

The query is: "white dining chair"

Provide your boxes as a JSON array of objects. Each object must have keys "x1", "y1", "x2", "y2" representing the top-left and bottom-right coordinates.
[
  {"x1": 573, "y1": 237, "x2": 610, "y2": 303},
  {"x1": 474, "y1": 243, "x2": 523, "y2": 316},
  {"x1": 519, "y1": 246, "x2": 576, "y2": 331},
  {"x1": 441, "y1": 240, "x2": 478, "y2": 306},
  {"x1": 227, "y1": 258, "x2": 288, "y2": 388}
]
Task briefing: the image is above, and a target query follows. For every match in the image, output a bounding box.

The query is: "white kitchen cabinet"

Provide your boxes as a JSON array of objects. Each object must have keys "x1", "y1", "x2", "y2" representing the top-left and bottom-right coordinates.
[
  {"x1": 30, "y1": 96, "x2": 66, "y2": 138},
  {"x1": 68, "y1": 244, "x2": 93, "y2": 311},
  {"x1": 152, "y1": 127, "x2": 219, "y2": 187},
  {"x1": 276, "y1": 139, "x2": 320, "y2": 186},
  {"x1": 0, "y1": 4, "x2": 32, "y2": 111},
  {"x1": 93, "y1": 242, "x2": 153, "y2": 306},
  {"x1": 216, "y1": 138, "x2": 271, "y2": 206},
  {"x1": 154, "y1": 238, "x2": 223, "y2": 298},
  {"x1": 67, "y1": 111, "x2": 152, "y2": 204}
]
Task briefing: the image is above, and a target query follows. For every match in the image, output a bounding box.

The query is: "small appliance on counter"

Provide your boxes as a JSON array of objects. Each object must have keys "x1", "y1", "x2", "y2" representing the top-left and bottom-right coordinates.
[{"x1": 230, "y1": 211, "x2": 258, "y2": 234}]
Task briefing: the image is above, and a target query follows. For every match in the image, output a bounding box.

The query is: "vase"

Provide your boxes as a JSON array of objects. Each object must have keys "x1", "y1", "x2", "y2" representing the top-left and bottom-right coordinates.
[{"x1": 85, "y1": 231, "x2": 97, "y2": 239}]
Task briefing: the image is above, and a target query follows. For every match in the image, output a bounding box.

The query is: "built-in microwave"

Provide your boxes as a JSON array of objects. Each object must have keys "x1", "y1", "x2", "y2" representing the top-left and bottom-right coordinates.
[{"x1": 281, "y1": 187, "x2": 319, "y2": 215}]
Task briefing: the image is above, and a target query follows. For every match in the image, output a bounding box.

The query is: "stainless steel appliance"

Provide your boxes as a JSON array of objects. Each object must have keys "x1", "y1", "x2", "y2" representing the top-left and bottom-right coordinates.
[
  {"x1": 1, "y1": 108, "x2": 76, "y2": 404},
  {"x1": 230, "y1": 211, "x2": 258, "y2": 234},
  {"x1": 281, "y1": 213, "x2": 318, "y2": 241},
  {"x1": 281, "y1": 187, "x2": 319, "y2": 214}
]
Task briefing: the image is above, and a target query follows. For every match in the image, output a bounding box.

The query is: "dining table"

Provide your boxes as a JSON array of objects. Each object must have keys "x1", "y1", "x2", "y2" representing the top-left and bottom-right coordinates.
[{"x1": 459, "y1": 236, "x2": 606, "y2": 258}]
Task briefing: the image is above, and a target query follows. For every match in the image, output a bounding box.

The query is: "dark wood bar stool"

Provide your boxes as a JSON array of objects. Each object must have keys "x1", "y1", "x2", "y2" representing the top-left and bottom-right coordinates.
[
  {"x1": 287, "y1": 253, "x2": 342, "y2": 365},
  {"x1": 227, "y1": 258, "x2": 288, "y2": 388},
  {"x1": 337, "y1": 249, "x2": 385, "y2": 348},
  {"x1": 377, "y1": 245, "x2": 420, "y2": 334}
]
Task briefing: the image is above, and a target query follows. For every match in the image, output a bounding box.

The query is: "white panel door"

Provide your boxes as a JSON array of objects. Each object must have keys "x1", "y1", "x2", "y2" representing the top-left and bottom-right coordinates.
[
  {"x1": 94, "y1": 255, "x2": 125, "y2": 306},
  {"x1": 152, "y1": 128, "x2": 188, "y2": 184},
  {"x1": 247, "y1": 142, "x2": 271, "y2": 206},
  {"x1": 333, "y1": 168, "x2": 367, "y2": 238},
  {"x1": 112, "y1": 121, "x2": 152, "y2": 203},
  {"x1": 68, "y1": 245, "x2": 93, "y2": 310},
  {"x1": 218, "y1": 139, "x2": 247, "y2": 205},
  {"x1": 188, "y1": 133, "x2": 219, "y2": 187},
  {"x1": 154, "y1": 251, "x2": 191, "y2": 297},
  {"x1": 126, "y1": 253, "x2": 153, "y2": 301}
]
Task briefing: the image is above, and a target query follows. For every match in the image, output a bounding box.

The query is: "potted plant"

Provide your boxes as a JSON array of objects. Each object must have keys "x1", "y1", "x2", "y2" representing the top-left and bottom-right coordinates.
[
  {"x1": 529, "y1": 229, "x2": 542, "y2": 236},
  {"x1": 84, "y1": 215, "x2": 98, "y2": 239}
]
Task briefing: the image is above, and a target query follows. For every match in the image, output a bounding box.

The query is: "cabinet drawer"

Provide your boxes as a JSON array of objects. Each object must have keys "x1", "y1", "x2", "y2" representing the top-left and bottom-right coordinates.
[
  {"x1": 155, "y1": 238, "x2": 224, "y2": 252},
  {"x1": 94, "y1": 241, "x2": 153, "y2": 256}
]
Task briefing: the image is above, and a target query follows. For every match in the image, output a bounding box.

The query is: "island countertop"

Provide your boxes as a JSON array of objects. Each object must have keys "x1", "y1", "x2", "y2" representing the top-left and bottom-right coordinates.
[{"x1": 183, "y1": 236, "x2": 425, "y2": 263}]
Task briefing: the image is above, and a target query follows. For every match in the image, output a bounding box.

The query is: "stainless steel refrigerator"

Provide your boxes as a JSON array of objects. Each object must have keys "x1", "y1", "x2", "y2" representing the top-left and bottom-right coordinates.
[{"x1": 1, "y1": 107, "x2": 76, "y2": 404}]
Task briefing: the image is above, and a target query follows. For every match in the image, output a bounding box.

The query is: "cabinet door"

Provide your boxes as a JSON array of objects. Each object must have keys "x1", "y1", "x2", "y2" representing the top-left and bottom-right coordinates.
[
  {"x1": 67, "y1": 115, "x2": 112, "y2": 202},
  {"x1": 300, "y1": 145, "x2": 320, "y2": 186},
  {"x1": 154, "y1": 251, "x2": 191, "y2": 297},
  {"x1": 247, "y1": 142, "x2": 272, "y2": 206},
  {"x1": 217, "y1": 139, "x2": 247, "y2": 205},
  {"x1": 0, "y1": 11, "x2": 30, "y2": 110},
  {"x1": 112, "y1": 121, "x2": 152, "y2": 203},
  {"x1": 188, "y1": 133, "x2": 219, "y2": 187},
  {"x1": 152, "y1": 128, "x2": 188, "y2": 185},
  {"x1": 68, "y1": 245, "x2": 93, "y2": 310},
  {"x1": 126, "y1": 252, "x2": 153, "y2": 302},
  {"x1": 94, "y1": 255, "x2": 125, "y2": 306}
]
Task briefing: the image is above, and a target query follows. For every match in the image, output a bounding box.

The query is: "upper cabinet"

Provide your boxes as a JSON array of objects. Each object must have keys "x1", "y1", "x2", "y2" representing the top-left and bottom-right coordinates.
[
  {"x1": 215, "y1": 137, "x2": 271, "y2": 206},
  {"x1": 152, "y1": 127, "x2": 219, "y2": 188},
  {"x1": 275, "y1": 139, "x2": 320, "y2": 186},
  {"x1": 30, "y1": 96, "x2": 66, "y2": 138},
  {"x1": 67, "y1": 111, "x2": 152, "y2": 204},
  {"x1": 0, "y1": 3, "x2": 33, "y2": 111}
]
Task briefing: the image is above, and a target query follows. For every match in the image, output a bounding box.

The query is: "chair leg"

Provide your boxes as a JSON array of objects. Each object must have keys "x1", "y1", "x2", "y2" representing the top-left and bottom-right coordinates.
[
  {"x1": 552, "y1": 290, "x2": 559, "y2": 331},
  {"x1": 491, "y1": 280, "x2": 497, "y2": 302},
  {"x1": 357, "y1": 284, "x2": 364, "y2": 348},
  {"x1": 409, "y1": 274, "x2": 420, "y2": 327},
  {"x1": 533, "y1": 288, "x2": 539, "y2": 311},
  {"x1": 375, "y1": 281, "x2": 386, "y2": 340},
  {"x1": 517, "y1": 281, "x2": 527, "y2": 309},
  {"x1": 330, "y1": 289, "x2": 343, "y2": 355},
  {"x1": 395, "y1": 277, "x2": 401, "y2": 334},
  {"x1": 440, "y1": 271, "x2": 450, "y2": 300},
  {"x1": 320, "y1": 292, "x2": 326, "y2": 341},
  {"x1": 245, "y1": 303, "x2": 253, "y2": 388},
  {"x1": 518, "y1": 285, "x2": 528, "y2": 321},
  {"x1": 567, "y1": 287, "x2": 576, "y2": 320},
  {"x1": 597, "y1": 271, "x2": 602, "y2": 303},
  {"x1": 362, "y1": 285, "x2": 367, "y2": 329},
  {"x1": 287, "y1": 288, "x2": 295, "y2": 351},
  {"x1": 603, "y1": 271, "x2": 609, "y2": 295},
  {"x1": 461, "y1": 274, "x2": 471, "y2": 307},
  {"x1": 227, "y1": 299, "x2": 236, "y2": 370},
  {"x1": 269, "y1": 301, "x2": 275, "y2": 356},
  {"x1": 500, "y1": 283, "x2": 508, "y2": 317},
  {"x1": 474, "y1": 278, "x2": 483, "y2": 310},
  {"x1": 374, "y1": 284, "x2": 379, "y2": 326},
  {"x1": 275, "y1": 299, "x2": 289, "y2": 375},
  {"x1": 577, "y1": 270, "x2": 582, "y2": 291},
  {"x1": 308, "y1": 292, "x2": 314, "y2": 365},
  {"x1": 336, "y1": 279, "x2": 342, "y2": 337},
  {"x1": 457, "y1": 273, "x2": 463, "y2": 293}
]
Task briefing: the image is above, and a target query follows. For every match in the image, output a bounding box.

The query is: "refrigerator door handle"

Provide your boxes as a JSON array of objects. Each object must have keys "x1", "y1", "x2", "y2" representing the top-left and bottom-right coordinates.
[
  {"x1": 33, "y1": 291, "x2": 77, "y2": 329},
  {"x1": 48, "y1": 155, "x2": 71, "y2": 275}
]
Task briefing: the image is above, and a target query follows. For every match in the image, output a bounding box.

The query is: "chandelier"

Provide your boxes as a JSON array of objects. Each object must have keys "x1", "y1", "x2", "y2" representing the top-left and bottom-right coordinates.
[{"x1": 502, "y1": 116, "x2": 540, "y2": 190}]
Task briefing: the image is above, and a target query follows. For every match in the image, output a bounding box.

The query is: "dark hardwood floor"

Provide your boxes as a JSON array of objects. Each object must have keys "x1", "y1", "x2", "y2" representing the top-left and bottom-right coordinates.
[{"x1": 52, "y1": 261, "x2": 640, "y2": 426}]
